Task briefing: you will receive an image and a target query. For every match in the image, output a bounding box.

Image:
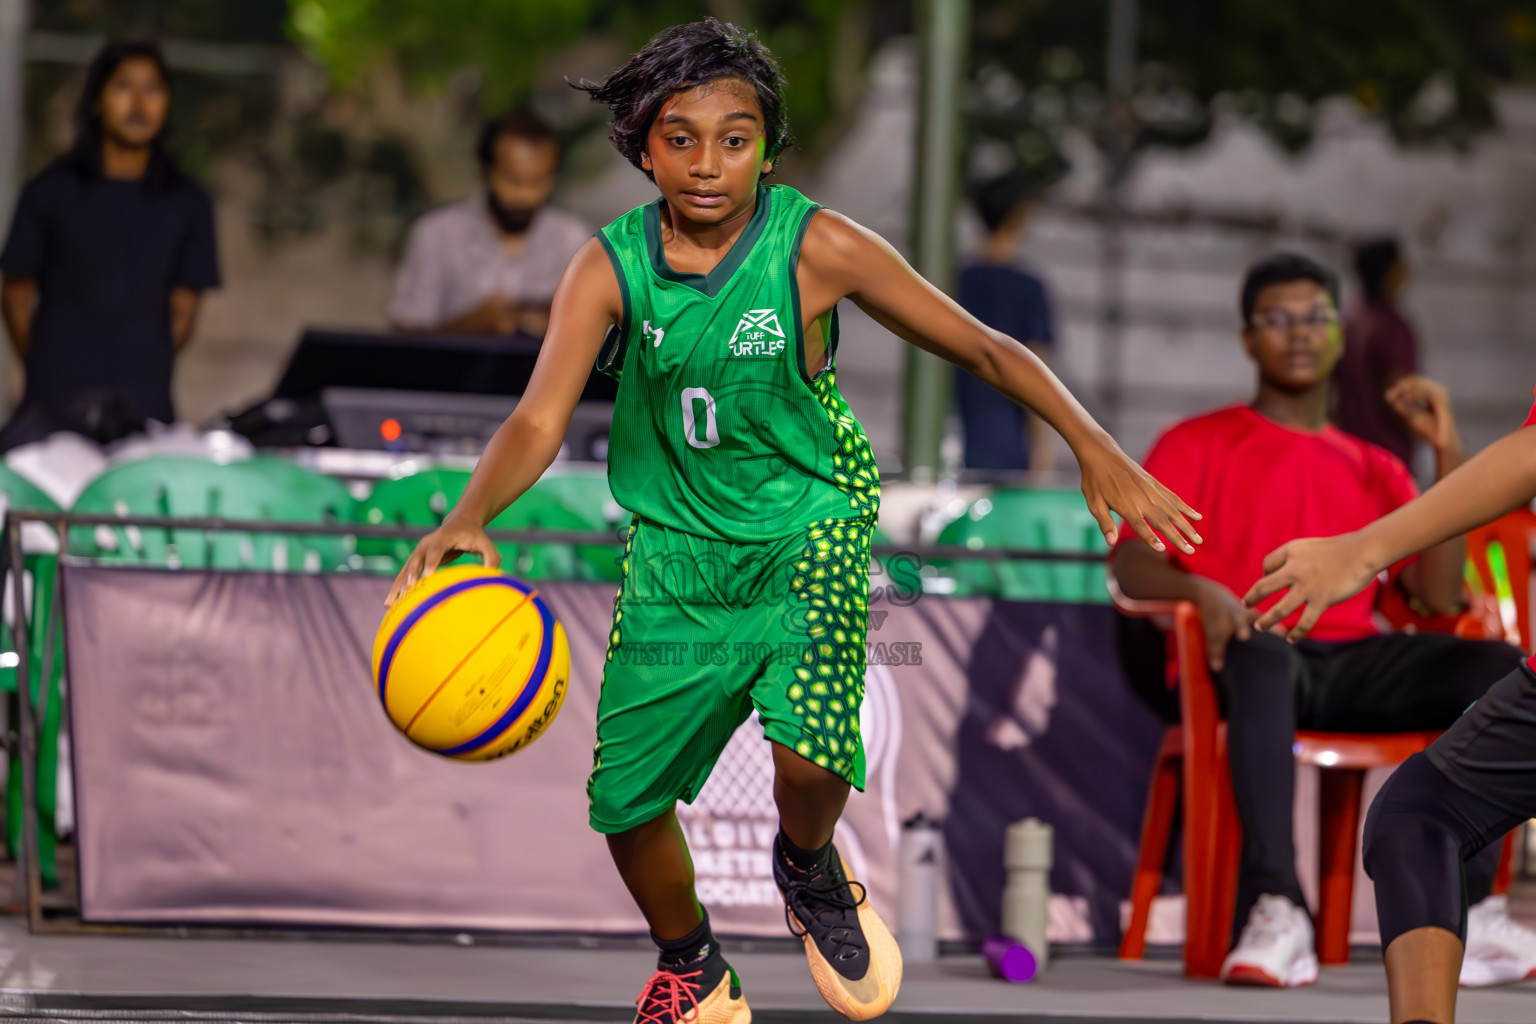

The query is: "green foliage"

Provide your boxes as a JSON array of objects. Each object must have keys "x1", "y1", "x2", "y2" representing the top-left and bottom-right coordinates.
[
  {"x1": 971, "y1": 1, "x2": 1536, "y2": 189},
  {"x1": 286, "y1": 0, "x2": 1536, "y2": 191},
  {"x1": 36, "y1": 0, "x2": 292, "y2": 42},
  {"x1": 287, "y1": 0, "x2": 606, "y2": 109},
  {"x1": 285, "y1": 1, "x2": 892, "y2": 165}
]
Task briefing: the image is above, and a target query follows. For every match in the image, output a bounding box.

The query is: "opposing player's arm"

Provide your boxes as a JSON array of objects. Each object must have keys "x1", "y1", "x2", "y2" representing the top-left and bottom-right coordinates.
[
  {"x1": 796, "y1": 209, "x2": 1201, "y2": 553},
  {"x1": 1245, "y1": 424, "x2": 1536, "y2": 638},
  {"x1": 386, "y1": 239, "x2": 621, "y2": 604}
]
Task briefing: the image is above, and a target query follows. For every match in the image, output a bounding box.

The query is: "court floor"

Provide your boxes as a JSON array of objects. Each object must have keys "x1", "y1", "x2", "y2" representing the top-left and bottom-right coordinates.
[{"x1": 0, "y1": 916, "x2": 1532, "y2": 1024}]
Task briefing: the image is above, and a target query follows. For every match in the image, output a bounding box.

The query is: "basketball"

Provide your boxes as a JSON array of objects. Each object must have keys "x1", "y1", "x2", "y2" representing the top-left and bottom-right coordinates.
[{"x1": 372, "y1": 564, "x2": 570, "y2": 760}]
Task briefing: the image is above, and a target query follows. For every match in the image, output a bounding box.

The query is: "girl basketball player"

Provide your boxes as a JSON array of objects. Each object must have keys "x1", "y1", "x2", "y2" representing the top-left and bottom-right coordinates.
[
  {"x1": 388, "y1": 19, "x2": 1202, "y2": 1023},
  {"x1": 1245, "y1": 387, "x2": 1536, "y2": 1024}
]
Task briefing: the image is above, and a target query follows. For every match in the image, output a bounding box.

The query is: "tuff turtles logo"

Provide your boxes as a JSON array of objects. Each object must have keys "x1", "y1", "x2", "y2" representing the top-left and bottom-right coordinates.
[{"x1": 728, "y1": 308, "x2": 786, "y2": 357}]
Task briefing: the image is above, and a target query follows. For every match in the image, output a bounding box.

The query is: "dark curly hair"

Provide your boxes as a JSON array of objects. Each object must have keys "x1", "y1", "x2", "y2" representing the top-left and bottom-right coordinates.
[
  {"x1": 572, "y1": 18, "x2": 790, "y2": 181},
  {"x1": 1239, "y1": 252, "x2": 1341, "y2": 324}
]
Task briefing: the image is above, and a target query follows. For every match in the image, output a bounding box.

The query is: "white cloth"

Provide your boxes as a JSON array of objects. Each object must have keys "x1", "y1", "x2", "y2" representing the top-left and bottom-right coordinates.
[
  {"x1": 106, "y1": 422, "x2": 252, "y2": 466},
  {"x1": 4, "y1": 432, "x2": 108, "y2": 508}
]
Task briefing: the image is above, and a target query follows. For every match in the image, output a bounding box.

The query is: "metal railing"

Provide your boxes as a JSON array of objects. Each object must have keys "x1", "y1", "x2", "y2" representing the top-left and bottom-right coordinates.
[{"x1": 0, "y1": 508, "x2": 1105, "y2": 935}]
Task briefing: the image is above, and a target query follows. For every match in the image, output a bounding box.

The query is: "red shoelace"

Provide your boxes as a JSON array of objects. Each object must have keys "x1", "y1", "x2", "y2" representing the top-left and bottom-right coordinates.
[{"x1": 634, "y1": 967, "x2": 704, "y2": 1024}]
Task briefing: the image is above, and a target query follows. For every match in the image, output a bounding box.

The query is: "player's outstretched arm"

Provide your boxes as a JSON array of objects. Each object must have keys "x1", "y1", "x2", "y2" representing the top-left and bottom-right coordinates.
[
  {"x1": 796, "y1": 210, "x2": 1201, "y2": 553},
  {"x1": 385, "y1": 239, "x2": 623, "y2": 605},
  {"x1": 1245, "y1": 423, "x2": 1536, "y2": 639}
]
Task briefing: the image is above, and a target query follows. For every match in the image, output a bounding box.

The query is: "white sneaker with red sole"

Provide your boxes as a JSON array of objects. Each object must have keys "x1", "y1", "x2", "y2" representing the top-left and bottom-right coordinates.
[
  {"x1": 1220, "y1": 894, "x2": 1320, "y2": 988},
  {"x1": 1460, "y1": 895, "x2": 1536, "y2": 988}
]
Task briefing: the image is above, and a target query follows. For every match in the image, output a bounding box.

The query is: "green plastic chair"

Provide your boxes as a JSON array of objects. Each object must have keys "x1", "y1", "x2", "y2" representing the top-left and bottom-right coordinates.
[
  {"x1": 0, "y1": 465, "x2": 63, "y2": 887},
  {"x1": 355, "y1": 469, "x2": 622, "y2": 582},
  {"x1": 535, "y1": 469, "x2": 629, "y2": 530},
  {"x1": 871, "y1": 525, "x2": 921, "y2": 609},
  {"x1": 932, "y1": 487, "x2": 1110, "y2": 603},
  {"x1": 227, "y1": 457, "x2": 358, "y2": 570},
  {"x1": 232, "y1": 456, "x2": 357, "y2": 522},
  {"x1": 0, "y1": 464, "x2": 58, "y2": 519},
  {"x1": 69, "y1": 456, "x2": 353, "y2": 572},
  {"x1": 535, "y1": 469, "x2": 629, "y2": 581}
]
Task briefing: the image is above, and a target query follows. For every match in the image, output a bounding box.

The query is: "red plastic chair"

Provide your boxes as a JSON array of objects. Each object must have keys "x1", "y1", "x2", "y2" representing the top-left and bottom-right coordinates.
[
  {"x1": 1113, "y1": 585, "x2": 1514, "y2": 978},
  {"x1": 1466, "y1": 509, "x2": 1536, "y2": 892},
  {"x1": 1466, "y1": 509, "x2": 1536, "y2": 651}
]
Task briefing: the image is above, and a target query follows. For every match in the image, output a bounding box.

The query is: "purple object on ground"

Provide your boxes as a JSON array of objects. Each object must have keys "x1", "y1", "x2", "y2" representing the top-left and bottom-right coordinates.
[{"x1": 982, "y1": 934, "x2": 1038, "y2": 982}]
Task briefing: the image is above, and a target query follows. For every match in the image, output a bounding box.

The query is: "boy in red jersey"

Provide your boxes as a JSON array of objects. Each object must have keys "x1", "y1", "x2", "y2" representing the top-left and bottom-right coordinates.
[
  {"x1": 1110, "y1": 252, "x2": 1529, "y2": 988},
  {"x1": 1247, "y1": 388, "x2": 1536, "y2": 1023}
]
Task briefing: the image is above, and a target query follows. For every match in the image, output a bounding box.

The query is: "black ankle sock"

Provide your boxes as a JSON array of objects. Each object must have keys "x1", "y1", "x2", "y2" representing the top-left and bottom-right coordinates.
[
  {"x1": 778, "y1": 827, "x2": 831, "y2": 873},
  {"x1": 654, "y1": 910, "x2": 715, "y2": 968}
]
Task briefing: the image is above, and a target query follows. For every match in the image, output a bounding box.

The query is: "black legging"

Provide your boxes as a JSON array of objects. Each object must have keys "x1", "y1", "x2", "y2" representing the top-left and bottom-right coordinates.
[
  {"x1": 1363, "y1": 662, "x2": 1536, "y2": 948},
  {"x1": 1364, "y1": 752, "x2": 1524, "y2": 946},
  {"x1": 1214, "y1": 632, "x2": 1522, "y2": 946}
]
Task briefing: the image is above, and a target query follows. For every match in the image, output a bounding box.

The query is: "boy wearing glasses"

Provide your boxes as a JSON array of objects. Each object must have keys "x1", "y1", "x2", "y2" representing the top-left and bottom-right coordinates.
[{"x1": 1109, "y1": 252, "x2": 1532, "y2": 988}]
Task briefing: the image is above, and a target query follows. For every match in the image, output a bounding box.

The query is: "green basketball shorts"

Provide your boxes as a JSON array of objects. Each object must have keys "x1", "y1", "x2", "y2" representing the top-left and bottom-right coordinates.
[{"x1": 586, "y1": 514, "x2": 875, "y2": 834}]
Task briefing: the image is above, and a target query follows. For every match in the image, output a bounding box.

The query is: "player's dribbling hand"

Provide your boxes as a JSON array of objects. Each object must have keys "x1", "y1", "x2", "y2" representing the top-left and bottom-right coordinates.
[
  {"x1": 384, "y1": 514, "x2": 502, "y2": 607},
  {"x1": 1076, "y1": 435, "x2": 1202, "y2": 555},
  {"x1": 1242, "y1": 534, "x2": 1378, "y2": 642}
]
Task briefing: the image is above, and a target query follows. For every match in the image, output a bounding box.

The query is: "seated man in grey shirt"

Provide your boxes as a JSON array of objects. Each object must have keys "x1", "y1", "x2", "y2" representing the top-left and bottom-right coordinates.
[{"x1": 388, "y1": 108, "x2": 589, "y2": 337}]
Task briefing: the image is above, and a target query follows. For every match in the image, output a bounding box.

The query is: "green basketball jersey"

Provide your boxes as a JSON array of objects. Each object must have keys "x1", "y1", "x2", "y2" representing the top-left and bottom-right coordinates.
[{"x1": 595, "y1": 184, "x2": 880, "y2": 543}]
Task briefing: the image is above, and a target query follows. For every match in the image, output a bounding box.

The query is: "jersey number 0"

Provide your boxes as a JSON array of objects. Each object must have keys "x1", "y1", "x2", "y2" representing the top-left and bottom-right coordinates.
[{"x1": 681, "y1": 387, "x2": 720, "y2": 449}]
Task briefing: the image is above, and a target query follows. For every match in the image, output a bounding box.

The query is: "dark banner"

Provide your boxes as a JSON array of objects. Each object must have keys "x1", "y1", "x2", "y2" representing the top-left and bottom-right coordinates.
[{"x1": 62, "y1": 566, "x2": 1164, "y2": 943}]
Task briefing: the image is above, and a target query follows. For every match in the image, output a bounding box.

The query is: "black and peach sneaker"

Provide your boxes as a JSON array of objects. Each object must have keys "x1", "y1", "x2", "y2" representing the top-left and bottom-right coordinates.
[
  {"x1": 773, "y1": 835, "x2": 902, "y2": 1019},
  {"x1": 632, "y1": 943, "x2": 750, "y2": 1024}
]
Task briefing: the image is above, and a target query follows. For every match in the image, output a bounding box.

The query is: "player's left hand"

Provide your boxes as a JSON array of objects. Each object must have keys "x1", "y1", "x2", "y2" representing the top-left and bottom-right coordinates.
[
  {"x1": 1386, "y1": 375, "x2": 1458, "y2": 452},
  {"x1": 1076, "y1": 434, "x2": 1202, "y2": 554},
  {"x1": 1242, "y1": 534, "x2": 1377, "y2": 641}
]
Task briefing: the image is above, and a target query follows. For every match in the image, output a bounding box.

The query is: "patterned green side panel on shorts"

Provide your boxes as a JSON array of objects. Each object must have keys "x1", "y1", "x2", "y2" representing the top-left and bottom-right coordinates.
[
  {"x1": 787, "y1": 516, "x2": 873, "y2": 778},
  {"x1": 605, "y1": 517, "x2": 638, "y2": 664},
  {"x1": 780, "y1": 365, "x2": 880, "y2": 779},
  {"x1": 810, "y1": 367, "x2": 879, "y2": 520}
]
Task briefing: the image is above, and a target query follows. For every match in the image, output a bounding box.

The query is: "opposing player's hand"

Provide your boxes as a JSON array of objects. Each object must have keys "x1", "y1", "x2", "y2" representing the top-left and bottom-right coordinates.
[
  {"x1": 1076, "y1": 435, "x2": 1202, "y2": 554},
  {"x1": 384, "y1": 514, "x2": 501, "y2": 607},
  {"x1": 1193, "y1": 580, "x2": 1256, "y2": 672},
  {"x1": 1242, "y1": 534, "x2": 1376, "y2": 641}
]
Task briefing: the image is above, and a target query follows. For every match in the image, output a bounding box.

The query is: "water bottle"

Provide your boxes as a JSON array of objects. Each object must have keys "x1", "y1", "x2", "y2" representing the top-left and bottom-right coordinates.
[
  {"x1": 897, "y1": 812, "x2": 942, "y2": 963},
  {"x1": 1002, "y1": 817, "x2": 1053, "y2": 971}
]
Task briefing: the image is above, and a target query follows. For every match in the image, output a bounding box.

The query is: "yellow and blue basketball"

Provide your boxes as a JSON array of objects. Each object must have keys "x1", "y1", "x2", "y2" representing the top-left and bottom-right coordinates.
[{"x1": 372, "y1": 564, "x2": 570, "y2": 761}]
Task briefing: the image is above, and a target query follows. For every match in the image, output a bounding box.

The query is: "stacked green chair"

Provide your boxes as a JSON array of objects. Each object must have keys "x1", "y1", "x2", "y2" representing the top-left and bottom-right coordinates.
[
  {"x1": 69, "y1": 456, "x2": 354, "y2": 572},
  {"x1": 0, "y1": 464, "x2": 63, "y2": 887},
  {"x1": 932, "y1": 487, "x2": 1110, "y2": 602},
  {"x1": 870, "y1": 525, "x2": 922, "y2": 609},
  {"x1": 355, "y1": 469, "x2": 622, "y2": 582},
  {"x1": 70, "y1": 456, "x2": 237, "y2": 567},
  {"x1": 535, "y1": 468, "x2": 629, "y2": 531},
  {"x1": 227, "y1": 456, "x2": 358, "y2": 571}
]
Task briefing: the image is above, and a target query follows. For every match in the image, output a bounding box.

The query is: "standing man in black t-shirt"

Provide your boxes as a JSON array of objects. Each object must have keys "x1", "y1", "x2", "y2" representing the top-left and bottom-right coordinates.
[{"x1": 0, "y1": 40, "x2": 219, "y2": 451}]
